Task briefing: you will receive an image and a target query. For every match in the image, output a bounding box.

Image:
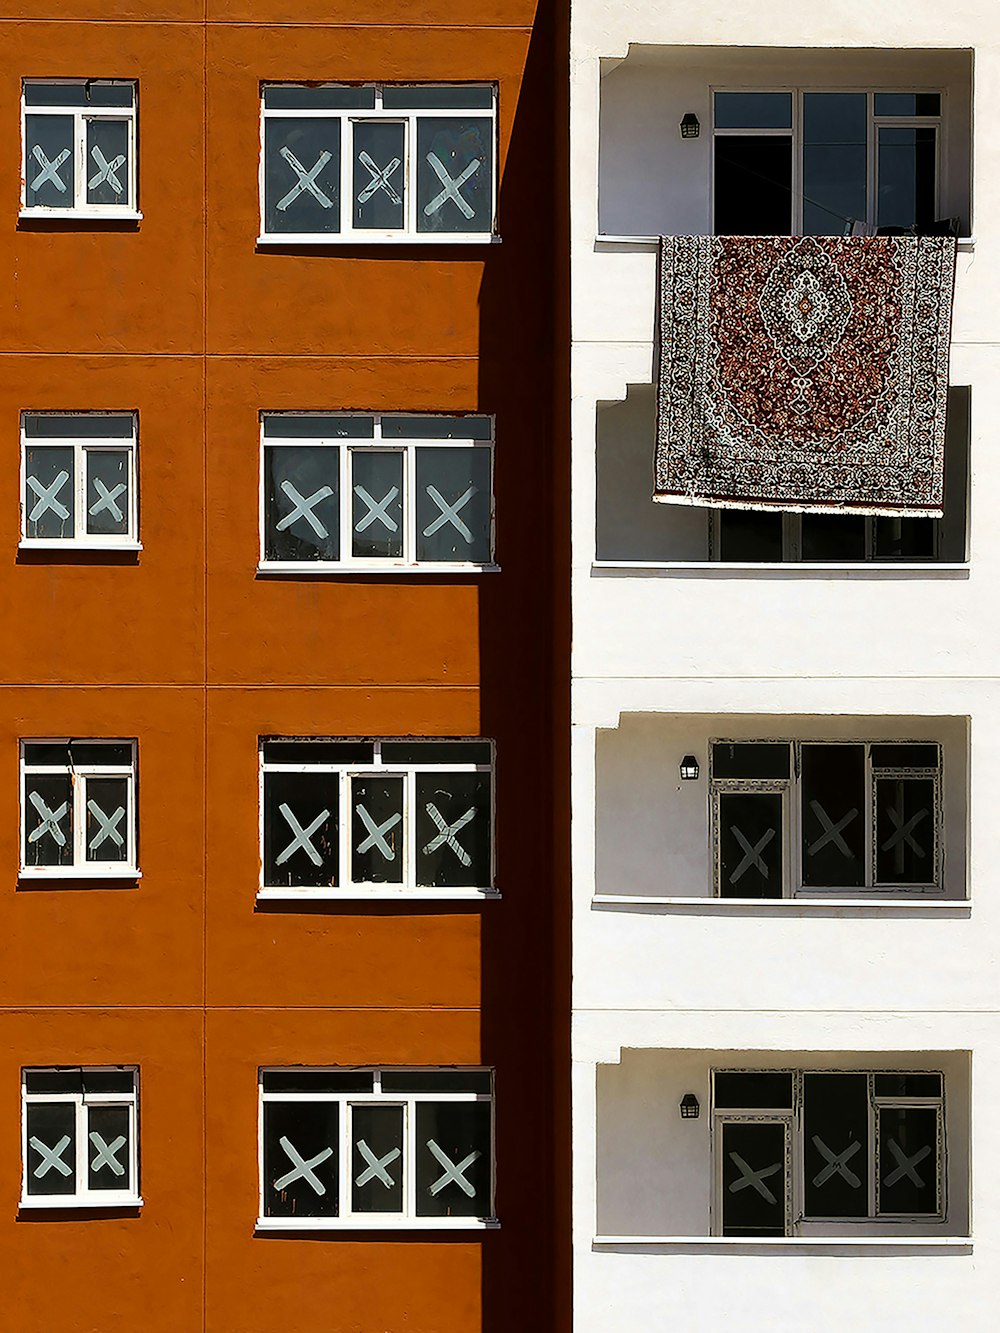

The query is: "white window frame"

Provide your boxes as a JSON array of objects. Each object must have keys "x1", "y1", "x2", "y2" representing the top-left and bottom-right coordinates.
[
  {"x1": 711, "y1": 1068, "x2": 946, "y2": 1237},
  {"x1": 709, "y1": 740, "x2": 943, "y2": 899},
  {"x1": 20, "y1": 413, "x2": 140, "y2": 551},
  {"x1": 711, "y1": 87, "x2": 943, "y2": 235},
  {"x1": 259, "y1": 413, "x2": 497, "y2": 574},
  {"x1": 20, "y1": 739, "x2": 139, "y2": 881},
  {"x1": 258, "y1": 83, "x2": 498, "y2": 246},
  {"x1": 20, "y1": 80, "x2": 140, "y2": 221},
  {"x1": 259, "y1": 737, "x2": 496, "y2": 901},
  {"x1": 21, "y1": 1067, "x2": 141, "y2": 1209},
  {"x1": 257, "y1": 1067, "x2": 497, "y2": 1231}
]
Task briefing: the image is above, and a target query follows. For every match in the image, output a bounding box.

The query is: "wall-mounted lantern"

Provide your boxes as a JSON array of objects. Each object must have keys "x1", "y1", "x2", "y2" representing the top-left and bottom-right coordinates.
[
  {"x1": 679, "y1": 1093, "x2": 700, "y2": 1120},
  {"x1": 679, "y1": 755, "x2": 700, "y2": 781},
  {"x1": 679, "y1": 113, "x2": 700, "y2": 140}
]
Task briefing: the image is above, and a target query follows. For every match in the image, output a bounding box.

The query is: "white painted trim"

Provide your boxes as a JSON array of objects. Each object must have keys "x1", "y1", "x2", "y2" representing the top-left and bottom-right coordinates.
[
  {"x1": 256, "y1": 232, "x2": 499, "y2": 246},
  {"x1": 257, "y1": 886, "x2": 500, "y2": 902},
  {"x1": 591, "y1": 894, "x2": 967, "y2": 909},
  {"x1": 255, "y1": 1216, "x2": 499, "y2": 1232},
  {"x1": 591, "y1": 561, "x2": 970, "y2": 574},
  {"x1": 20, "y1": 540, "x2": 143, "y2": 553},
  {"x1": 257, "y1": 561, "x2": 500, "y2": 575},
  {"x1": 18, "y1": 867, "x2": 142, "y2": 881},
  {"x1": 592, "y1": 1234, "x2": 971, "y2": 1248},
  {"x1": 19, "y1": 1196, "x2": 143, "y2": 1210}
]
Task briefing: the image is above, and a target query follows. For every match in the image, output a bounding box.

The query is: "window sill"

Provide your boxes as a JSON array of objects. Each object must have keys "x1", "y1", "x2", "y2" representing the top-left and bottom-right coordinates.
[
  {"x1": 257, "y1": 561, "x2": 500, "y2": 576},
  {"x1": 593, "y1": 234, "x2": 976, "y2": 252},
  {"x1": 20, "y1": 1196, "x2": 143, "y2": 1210},
  {"x1": 591, "y1": 560, "x2": 969, "y2": 577},
  {"x1": 19, "y1": 867, "x2": 141, "y2": 883},
  {"x1": 257, "y1": 887, "x2": 500, "y2": 903},
  {"x1": 592, "y1": 1234, "x2": 971, "y2": 1250},
  {"x1": 19, "y1": 540, "x2": 142, "y2": 553},
  {"x1": 256, "y1": 1216, "x2": 499, "y2": 1233},
  {"x1": 592, "y1": 894, "x2": 966, "y2": 911},
  {"x1": 19, "y1": 208, "x2": 142, "y2": 223},
  {"x1": 256, "y1": 232, "x2": 500, "y2": 247}
]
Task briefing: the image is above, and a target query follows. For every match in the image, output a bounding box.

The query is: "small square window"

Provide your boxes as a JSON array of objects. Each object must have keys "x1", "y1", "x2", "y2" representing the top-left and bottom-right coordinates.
[
  {"x1": 260, "y1": 414, "x2": 494, "y2": 572},
  {"x1": 21, "y1": 414, "x2": 138, "y2": 549},
  {"x1": 21, "y1": 740, "x2": 138, "y2": 879},
  {"x1": 260, "y1": 84, "x2": 496, "y2": 244},
  {"x1": 21, "y1": 81, "x2": 138, "y2": 218},
  {"x1": 259, "y1": 1068, "x2": 494, "y2": 1228},
  {"x1": 22, "y1": 1067, "x2": 140, "y2": 1208}
]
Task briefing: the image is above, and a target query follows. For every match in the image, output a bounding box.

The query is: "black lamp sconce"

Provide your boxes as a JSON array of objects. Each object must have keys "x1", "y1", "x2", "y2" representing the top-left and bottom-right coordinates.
[
  {"x1": 679, "y1": 113, "x2": 700, "y2": 140},
  {"x1": 679, "y1": 1093, "x2": 700, "y2": 1120},
  {"x1": 679, "y1": 755, "x2": 700, "y2": 781}
]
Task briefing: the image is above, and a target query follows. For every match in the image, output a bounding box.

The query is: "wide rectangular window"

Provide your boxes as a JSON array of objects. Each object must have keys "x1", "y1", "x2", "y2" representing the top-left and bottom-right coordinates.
[
  {"x1": 22, "y1": 1068, "x2": 140, "y2": 1207},
  {"x1": 21, "y1": 81, "x2": 138, "y2": 218},
  {"x1": 260, "y1": 414, "x2": 494, "y2": 571},
  {"x1": 713, "y1": 89, "x2": 942, "y2": 236},
  {"x1": 710, "y1": 740, "x2": 941, "y2": 898},
  {"x1": 713, "y1": 1069, "x2": 944, "y2": 1235},
  {"x1": 259, "y1": 1068, "x2": 495, "y2": 1228},
  {"x1": 21, "y1": 413, "x2": 138, "y2": 548},
  {"x1": 260, "y1": 84, "x2": 497, "y2": 243},
  {"x1": 20, "y1": 740, "x2": 138, "y2": 878},
  {"x1": 260, "y1": 738, "x2": 495, "y2": 898}
]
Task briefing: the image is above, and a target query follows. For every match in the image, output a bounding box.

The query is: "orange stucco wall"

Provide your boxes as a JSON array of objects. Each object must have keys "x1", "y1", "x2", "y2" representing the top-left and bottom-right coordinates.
[{"x1": 1, "y1": 3, "x2": 566, "y2": 1330}]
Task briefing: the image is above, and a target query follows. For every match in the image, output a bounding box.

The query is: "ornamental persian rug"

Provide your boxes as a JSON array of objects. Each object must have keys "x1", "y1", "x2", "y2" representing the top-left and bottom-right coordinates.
[{"x1": 655, "y1": 235, "x2": 956, "y2": 515}]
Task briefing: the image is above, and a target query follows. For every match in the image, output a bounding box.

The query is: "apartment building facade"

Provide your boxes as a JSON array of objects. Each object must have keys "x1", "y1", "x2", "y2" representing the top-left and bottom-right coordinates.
[
  {"x1": 0, "y1": 3, "x2": 567, "y2": 1330},
  {"x1": 571, "y1": 4, "x2": 998, "y2": 1329}
]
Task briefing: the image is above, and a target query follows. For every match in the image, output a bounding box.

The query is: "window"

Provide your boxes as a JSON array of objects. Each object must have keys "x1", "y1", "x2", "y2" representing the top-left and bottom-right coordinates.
[
  {"x1": 21, "y1": 81, "x2": 138, "y2": 218},
  {"x1": 713, "y1": 90, "x2": 943, "y2": 236},
  {"x1": 20, "y1": 740, "x2": 138, "y2": 879},
  {"x1": 260, "y1": 414, "x2": 494, "y2": 571},
  {"x1": 20, "y1": 414, "x2": 138, "y2": 549},
  {"x1": 259, "y1": 1068, "x2": 495, "y2": 1228},
  {"x1": 713, "y1": 510, "x2": 940, "y2": 563},
  {"x1": 710, "y1": 741, "x2": 942, "y2": 898},
  {"x1": 259, "y1": 84, "x2": 497, "y2": 243},
  {"x1": 260, "y1": 739, "x2": 495, "y2": 898},
  {"x1": 713, "y1": 1069, "x2": 944, "y2": 1236},
  {"x1": 21, "y1": 1068, "x2": 140, "y2": 1208}
]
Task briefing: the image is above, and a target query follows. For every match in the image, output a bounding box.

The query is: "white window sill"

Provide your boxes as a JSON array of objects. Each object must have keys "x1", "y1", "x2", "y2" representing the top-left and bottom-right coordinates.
[
  {"x1": 20, "y1": 1196, "x2": 143, "y2": 1210},
  {"x1": 593, "y1": 1234, "x2": 971, "y2": 1249},
  {"x1": 593, "y1": 234, "x2": 976, "y2": 252},
  {"x1": 257, "y1": 561, "x2": 500, "y2": 576},
  {"x1": 257, "y1": 232, "x2": 500, "y2": 247},
  {"x1": 592, "y1": 894, "x2": 966, "y2": 910},
  {"x1": 591, "y1": 560, "x2": 969, "y2": 576},
  {"x1": 20, "y1": 540, "x2": 142, "y2": 553},
  {"x1": 258, "y1": 886, "x2": 499, "y2": 903},
  {"x1": 19, "y1": 867, "x2": 141, "y2": 882},
  {"x1": 256, "y1": 1216, "x2": 499, "y2": 1232},
  {"x1": 19, "y1": 208, "x2": 142, "y2": 223}
]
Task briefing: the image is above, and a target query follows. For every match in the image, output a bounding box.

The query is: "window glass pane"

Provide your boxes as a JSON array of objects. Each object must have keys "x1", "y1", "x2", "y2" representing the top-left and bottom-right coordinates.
[
  {"x1": 381, "y1": 1070, "x2": 493, "y2": 1094},
  {"x1": 870, "y1": 744, "x2": 939, "y2": 769},
  {"x1": 86, "y1": 119, "x2": 129, "y2": 207},
  {"x1": 26, "y1": 1101, "x2": 77, "y2": 1196},
  {"x1": 352, "y1": 451, "x2": 403, "y2": 559},
  {"x1": 82, "y1": 1070, "x2": 135, "y2": 1094},
  {"x1": 263, "y1": 1070, "x2": 374, "y2": 1094},
  {"x1": 86, "y1": 84, "x2": 135, "y2": 109},
  {"x1": 264, "y1": 117, "x2": 341, "y2": 234},
  {"x1": 24, "y1": 114, "x2": 75, "y2": 207},
  {"x1": 25, "y1": 414, "x2": 133, "y2": 438},
  {"x1": 720, "y1": 1121, "x2": 786, "y2": 1236},
  {"x1": 714, "y1": 92, "x2": 793, "y2": 130},
  {"x1": 25, "y1": 1070, "x2": 83, "y2": 1094},
  {"x1": 262, "y1": 1101, "x2": 339, "y2": 1218},
  {"x1": 351, "y1": 1104, "x2": 404, "y2": 1213},
  {"x1": 24, "y1": 82, "x2": 89, "y2": 107},
  {"x1": 353, "y1": 121, "x2": 405, "y2": 231},
  {"x1": 718, "y1": 510, "x2": 783, "y2": 561},
  {"x1": 714, "y1": 137, "x2": 792, "y2": 235},
  {"x1": 380, "y1": 741, "x2": 491, "y2": 766},
  {"x1": 718, "y1": 792, "x2": 783, "y2": 898},
  {"x1": 25, "y1": 446, "x2": 74, "y2": 539},
  {"x1": 878, "y1": 1106, "x2": 939, "y2": 1215},
  {"x1": 803, "y1": 1073, "x2": 869, "y2": 1218},
  {"x1": 85, "y1": 777, "x2": 129, "y2": 864},
  {"x1": 86, "y1": 450, "x2": 130, "y2": 536},
  {"x1": 383, "y1": 85, "x2": 494, "y2": 111},
  {"x1": 416, "y1": 117, "x2": 493, "y2": 234},
  {"x1": 87, "y1": 1104, "x2": 130, "y2": 1192},
  {"x1": 415, "y1": 771, "x2": 491, "y2": 888},
  {"x1": 713, "y1": 1071, "x2": 793, "y2": 1110},
  {"x1": 875, "y1": 776, "x2": 936, "y2": 885},
  {"x1": 24, "y1": 774, "x2": 74, "y2": 867},
  {"x1": 800, "y1": 745, "x2": 866, "y2": 888},
  {"x1": 263, "y1": 771, "x2": 338, "y2": 888},
  {"x1": 23, "y1": 743, "x2": 72, "y2": 767},
  {"x1": 415, "y1": 1101, "x2": 492, "y2": 1217},
  {"x1": 874, "y1": 93, "x2": 941, "y2": 117},
  {"x1": 877, "y1": 127, "x2": 937, "y2": 231},
  {"x1": 262, "y1": 740, "x2": 374, "y2": 766},
  {"x1": 803, "y1": 92, "x2": 867, "y2": 235},
  {"x1": 350, "y1": 775, "x2": 404, "y2": 885},
  {"x1": 264, "y1": 415, "x2": 373, "y2": 439},
  {"x1": 416, "y1": 448, "x2": 491, "y2": 562},
  {"x1": 873, "y1": 516, "x2": 937, "y2": 559},
  {"x1": 801, "y1": 514, "x2": 866, "y2": 561},
  {"x1": 264, "y1": 445, "x2": 340, "y2": 562},
  {"x1": 70, "y1": 742, "x2": 133, "y2": 767},
  {"x1": 264, "y1": 85, "x2": 375, "y2": 110},
  {"x1": 712, "y1": 743, "x2": 790, "y2": 780},
  {"x1": 381, "y1": 415, "x2": 493, "y2": 440},
  {"x1": 874, "y1": 1073, "x2": 942, "y2": 1099}
]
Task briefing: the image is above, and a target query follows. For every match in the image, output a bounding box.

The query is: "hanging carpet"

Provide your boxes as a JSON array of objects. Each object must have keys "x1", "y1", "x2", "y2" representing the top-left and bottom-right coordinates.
[{"x1": 655, "y1": 235, "x2": 956, "y2": 515}]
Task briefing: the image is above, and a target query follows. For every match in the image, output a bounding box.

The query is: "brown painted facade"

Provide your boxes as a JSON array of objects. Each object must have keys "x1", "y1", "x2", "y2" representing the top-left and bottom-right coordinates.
[{"x1": 1, "y1": 4, "x2": 568, "y2": 1330}]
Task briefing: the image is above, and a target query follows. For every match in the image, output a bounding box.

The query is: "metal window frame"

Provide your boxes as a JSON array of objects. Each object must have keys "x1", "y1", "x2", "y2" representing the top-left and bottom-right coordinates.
[
  {"x1": 20, "y1": 79, "x2": 140, "y2": 220},
  {"x1": 258, "y1": 737, "x2": 497, "y2": 900},
  {"x1": 258, "y1": 412, "x2": 497, "y2": 573},
  {"x1": 20, "y1": 1066, "x2": 141, "y2": 1208},
  {"x1": 257, "y1": 83, "x2": 499, "y2": 245},
  {"x1": 19, "y1": 412, "x2": 140, "y2": 550},
  {"x1": 19, "y1": 738, "x2": 139, "y2": 879},
  {"x1": 257, "y1": 1066, "x2": 497, "y2": 1230}
]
